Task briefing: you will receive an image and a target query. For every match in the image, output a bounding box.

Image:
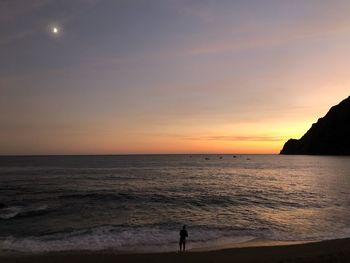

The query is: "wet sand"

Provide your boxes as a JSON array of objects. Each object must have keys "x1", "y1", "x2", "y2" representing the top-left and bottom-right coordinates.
[{"x1": 1, "y1": 237, "x2": 350, "y2": 263}]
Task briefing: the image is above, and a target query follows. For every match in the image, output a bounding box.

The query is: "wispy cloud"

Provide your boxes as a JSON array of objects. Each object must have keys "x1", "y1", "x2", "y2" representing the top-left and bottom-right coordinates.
[
  {"x1": 0, "y1": 0, "x2": 50, "y2": 21},
  {"x1": 152, "y1": 133, "x2": 285, "y2": 142},
  {"x1": 185, "y1": 135, "x2": 285, "y2": 142},
  {"x1": 180, "y1": 2, "x2": 350, "y2": 56},
  {"x1": 0, "y1": 0, "x2": 51, "y2": 45}
]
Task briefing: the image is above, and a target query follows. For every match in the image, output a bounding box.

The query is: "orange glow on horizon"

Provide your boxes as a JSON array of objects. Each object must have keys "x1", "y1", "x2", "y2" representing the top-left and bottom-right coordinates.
[{"x1": 1, "y1": 1, "x2": 350, "y2": 155}]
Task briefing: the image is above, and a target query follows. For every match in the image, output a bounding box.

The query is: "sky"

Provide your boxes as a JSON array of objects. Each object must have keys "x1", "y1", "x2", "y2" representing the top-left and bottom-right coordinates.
[{"x1": 1, "y1": 0, "x2": 350, "y2": 155}]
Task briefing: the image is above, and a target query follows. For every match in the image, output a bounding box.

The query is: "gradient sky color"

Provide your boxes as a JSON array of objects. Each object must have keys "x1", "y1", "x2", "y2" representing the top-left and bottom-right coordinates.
[{"x1": 1, "y1": 0, "x2": 350, "y2": 155}]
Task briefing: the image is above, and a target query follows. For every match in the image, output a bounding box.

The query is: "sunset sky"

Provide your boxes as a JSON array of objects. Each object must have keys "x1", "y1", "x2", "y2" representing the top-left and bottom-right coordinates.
[{"x1": 1, "y1": 0, "x2": 350, "y2": 155}]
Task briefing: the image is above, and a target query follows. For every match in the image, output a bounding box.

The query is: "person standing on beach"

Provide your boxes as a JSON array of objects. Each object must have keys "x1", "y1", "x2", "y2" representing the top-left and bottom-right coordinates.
[{"x1": 179, "y1": 225, "x2": 188, "y2": 252}]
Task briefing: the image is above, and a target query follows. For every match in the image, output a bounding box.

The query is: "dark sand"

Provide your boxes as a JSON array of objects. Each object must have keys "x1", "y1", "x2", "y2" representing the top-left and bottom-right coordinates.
[{"x1": 1, "y1": 238, "x2": 350, "y2": 263}]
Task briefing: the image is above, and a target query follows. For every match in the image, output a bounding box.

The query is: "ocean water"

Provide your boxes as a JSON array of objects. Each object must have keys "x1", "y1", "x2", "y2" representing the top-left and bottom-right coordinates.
[{"x1": 0, "y1": 154, "x2": 350, "y2": 253}]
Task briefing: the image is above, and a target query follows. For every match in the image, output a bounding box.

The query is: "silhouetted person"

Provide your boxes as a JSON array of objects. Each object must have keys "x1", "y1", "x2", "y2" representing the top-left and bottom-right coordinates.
[{"x1": 179, "y1": 225, "x2": 188, "y2": 252}]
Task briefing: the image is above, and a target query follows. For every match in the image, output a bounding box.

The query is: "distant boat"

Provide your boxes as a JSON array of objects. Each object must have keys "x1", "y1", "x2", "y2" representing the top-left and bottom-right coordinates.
[
  {"x1": 233, "y1": 155, "x2": 237, "y2": 158},
  {"x1": 246, "y1": 158, "x2": 251, "y2": 160},
  {"x1": 219, "y1": 156, "x2": 223, "y2": 159},
  {"x1": 205, "y1": 157, "x2": 210, "y2": 160}
]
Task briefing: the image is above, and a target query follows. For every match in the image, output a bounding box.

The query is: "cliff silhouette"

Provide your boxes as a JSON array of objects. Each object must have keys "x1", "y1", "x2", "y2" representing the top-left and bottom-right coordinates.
[{"x1": 280, "y1": 96, "x2": 350, "y2": 155}]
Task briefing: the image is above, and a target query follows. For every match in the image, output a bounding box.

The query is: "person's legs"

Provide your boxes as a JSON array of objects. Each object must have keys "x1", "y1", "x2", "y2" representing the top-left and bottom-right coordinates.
[{"x1": 179, "y1": 240, "x2": 186, "y2": 252}]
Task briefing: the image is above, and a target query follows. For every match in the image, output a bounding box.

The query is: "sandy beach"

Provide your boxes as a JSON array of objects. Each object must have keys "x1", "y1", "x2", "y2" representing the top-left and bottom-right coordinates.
[{"x1": 1, "y1": 238, "x2": 350, "y2": 263}]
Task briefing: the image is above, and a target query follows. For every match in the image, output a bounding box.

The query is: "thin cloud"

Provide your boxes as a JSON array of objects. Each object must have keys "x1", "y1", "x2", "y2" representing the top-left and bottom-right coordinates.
[
  {"x1": 186, "y1": 135, "x2": 285, "y2": 142},
  {"x1": 0, "y1": 0, "x2": 50, "y2": 21},
  {"x1": 187, "y1": 23, "x2": 350, "y2": 56},
  {"x1": 182, "y1": 2, "x2": 350, "y2": 56}
]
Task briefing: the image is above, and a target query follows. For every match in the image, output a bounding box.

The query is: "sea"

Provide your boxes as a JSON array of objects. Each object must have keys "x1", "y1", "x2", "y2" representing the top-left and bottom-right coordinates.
[{"x1": 0, "y1": 154, "x2": 350, "y2": 254}]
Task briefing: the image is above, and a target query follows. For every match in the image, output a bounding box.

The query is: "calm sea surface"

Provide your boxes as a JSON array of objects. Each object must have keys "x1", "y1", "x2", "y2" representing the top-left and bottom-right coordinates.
[{"x1": 0, "y1": 154, "x2": 350, "y2": 253}]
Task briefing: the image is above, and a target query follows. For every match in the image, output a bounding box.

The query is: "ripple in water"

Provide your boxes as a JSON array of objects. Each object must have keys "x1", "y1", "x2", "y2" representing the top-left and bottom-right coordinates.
[{"x1": 0, "y1": 154, "x2": 350, "y2": 253}]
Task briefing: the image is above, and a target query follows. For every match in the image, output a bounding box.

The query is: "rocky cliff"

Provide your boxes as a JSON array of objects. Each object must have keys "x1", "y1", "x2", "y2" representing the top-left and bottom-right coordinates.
[{"x1": 280, "y1": 96, "x2": 350, "y2": 155}]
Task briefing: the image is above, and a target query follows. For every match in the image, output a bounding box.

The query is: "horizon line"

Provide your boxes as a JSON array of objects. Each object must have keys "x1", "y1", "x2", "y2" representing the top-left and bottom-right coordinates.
[{"x1": 0, "y1": 153, "x2": 280, "y2": 157}]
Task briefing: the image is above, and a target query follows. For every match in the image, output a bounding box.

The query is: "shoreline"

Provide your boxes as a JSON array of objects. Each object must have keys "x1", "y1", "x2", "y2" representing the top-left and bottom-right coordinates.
[
  {"x1": 0, "y1": 237, "x2": 314, "y2": 256},
  {"x1": 1, "y1": 237, "x2": 349, "y2": 263},
  {"x1": 190, "y1": 238, "x2": 315, "y2": 252}
]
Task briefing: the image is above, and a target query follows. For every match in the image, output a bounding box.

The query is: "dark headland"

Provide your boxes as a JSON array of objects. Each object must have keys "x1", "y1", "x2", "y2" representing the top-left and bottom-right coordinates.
[{"x1": 281, "y1": 96, "x2": 350, "y2": 155}]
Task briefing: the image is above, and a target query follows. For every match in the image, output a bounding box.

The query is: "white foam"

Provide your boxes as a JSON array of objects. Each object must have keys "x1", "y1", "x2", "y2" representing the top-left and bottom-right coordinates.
[
  {"x1": 0, "y1": 206, "x2": 22, "y2": 220},
  {"x1": 0, "y1": 205, "x2": 48, "y2": 220},
  {"x1": 0, "y1": 226, "x2": 257, "y2": 253}
]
